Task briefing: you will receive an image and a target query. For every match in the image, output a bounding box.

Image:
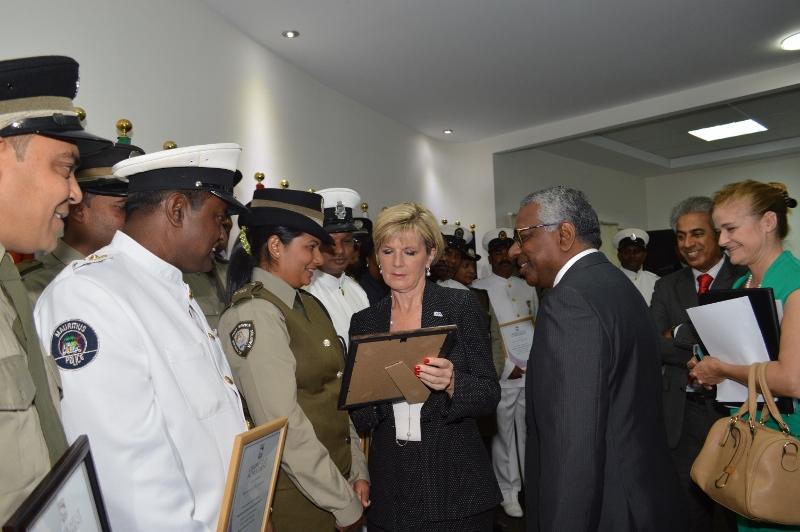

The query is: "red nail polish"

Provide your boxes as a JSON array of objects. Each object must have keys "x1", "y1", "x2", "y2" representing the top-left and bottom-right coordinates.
[
  {"x1": 424, "y1": 358, "x2": 430, "y2": 364},
  {"x1": 415, "y1": 365, "x2": 420, "y2": 374}
]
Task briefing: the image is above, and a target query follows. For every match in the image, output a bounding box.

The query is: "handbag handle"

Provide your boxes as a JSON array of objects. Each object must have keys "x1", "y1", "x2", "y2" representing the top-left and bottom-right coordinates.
[
  {"x1": 744, "y1": 363, "x2": 760, "y2": 431},
  {"x1": 755, "y1": 362, "x2": 792, "y2": 434},
  {"x1": 728, "y1": 364, "x2": 760, "y2": 427}
]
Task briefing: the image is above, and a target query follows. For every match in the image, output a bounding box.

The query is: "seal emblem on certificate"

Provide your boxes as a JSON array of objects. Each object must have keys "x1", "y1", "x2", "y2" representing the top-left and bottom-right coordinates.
[{"x1": 499, "y1": 316, "x2": 535, "y2": 369}]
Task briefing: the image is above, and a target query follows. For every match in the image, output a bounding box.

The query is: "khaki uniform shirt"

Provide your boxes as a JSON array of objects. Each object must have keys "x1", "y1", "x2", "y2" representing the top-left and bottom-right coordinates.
[
  {"x1": 183, "y1": 257, "x2": 228, "y2": 330},
  {"x1": 219, "y1": 268, "x2": 368, "y2": 528},
  {"x1": 21, "y1": 239, "x2": 84, "y2": 308},
  {"x1": 0, "y1": 247, "x2": 65, "y2": 522}
]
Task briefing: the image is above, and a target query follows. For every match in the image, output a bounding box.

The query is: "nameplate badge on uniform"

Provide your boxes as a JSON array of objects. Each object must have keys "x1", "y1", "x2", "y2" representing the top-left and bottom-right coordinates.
[
  {"x1": 50, "y1": 319, "x2": 99, "y2": 370},
  {"x1": 230, "y1": 321, "x2": 255, "y2": 357}
]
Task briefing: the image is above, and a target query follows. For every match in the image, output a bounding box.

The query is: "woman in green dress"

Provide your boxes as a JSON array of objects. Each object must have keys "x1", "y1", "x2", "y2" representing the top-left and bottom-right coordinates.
[{"x1": 689, "y1": 180, "x2": 800, "y2": 531}]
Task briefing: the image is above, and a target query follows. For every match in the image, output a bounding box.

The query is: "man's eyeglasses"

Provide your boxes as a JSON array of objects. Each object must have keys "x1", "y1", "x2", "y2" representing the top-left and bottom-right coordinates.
[{"x1": 513, "y1": 223, "x2": 558, "y2": 245}]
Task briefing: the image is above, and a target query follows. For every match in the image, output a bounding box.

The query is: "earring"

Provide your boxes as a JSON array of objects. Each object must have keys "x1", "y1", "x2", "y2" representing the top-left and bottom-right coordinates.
[{"x1": 426, "y1": 265, "x2": 431, "y2": 277}]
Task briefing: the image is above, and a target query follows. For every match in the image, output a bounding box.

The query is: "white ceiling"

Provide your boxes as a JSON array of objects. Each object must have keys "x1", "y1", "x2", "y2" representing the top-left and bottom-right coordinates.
[
  {"x1": 538, "y1": 85, "x2": 800, "y2": 176},
  {"x1": 203, "y1": 0, "x2": 800, "y2": 143}
]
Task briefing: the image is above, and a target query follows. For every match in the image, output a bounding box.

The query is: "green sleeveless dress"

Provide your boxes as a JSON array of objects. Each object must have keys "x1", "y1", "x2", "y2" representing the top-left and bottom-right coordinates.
[{"x1": 732, "y1": 250, "x2": 800, "y2": 532}]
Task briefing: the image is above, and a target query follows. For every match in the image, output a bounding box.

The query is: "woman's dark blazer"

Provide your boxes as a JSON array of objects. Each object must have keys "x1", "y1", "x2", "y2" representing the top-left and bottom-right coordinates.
[{"x1": 349, "y1": 281, "x2": 502, "y2": 529}]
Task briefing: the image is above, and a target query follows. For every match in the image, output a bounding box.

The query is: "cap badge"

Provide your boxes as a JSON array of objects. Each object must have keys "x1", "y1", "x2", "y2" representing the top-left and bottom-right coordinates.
[
  {"x1": 498, "y1": 230, "x2": 507, "y2": 239},
  {"x1": 335, "y1": 201, "x2": 346, "y2": 220},
  {"x1": 454, "y1": 228, "x2": 464, "y2": 238},
  {"x1": 50, "y1": 320, "x2": 99, "y2": 370},
  {"x1": 230, "y1": 321, "x2": 255, "y2": 357},
  {"x1": 354, "y1": 220, "x2": 363, "y2": 230},
  {"x1": 467, "y1": 249, "x2": 476, "y2": 258}
]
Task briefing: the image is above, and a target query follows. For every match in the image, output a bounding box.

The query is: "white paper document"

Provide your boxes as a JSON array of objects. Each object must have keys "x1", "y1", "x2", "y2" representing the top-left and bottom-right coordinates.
[{"x1": 686, "y1": 296, "x2": 770, "y2": 402}]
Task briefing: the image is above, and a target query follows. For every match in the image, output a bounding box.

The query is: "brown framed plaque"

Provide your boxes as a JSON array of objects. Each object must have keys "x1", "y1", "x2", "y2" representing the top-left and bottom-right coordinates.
[
  {"x1": 3, "y1": 435, "x2": 111, "y2": 532},
  {"x1": 217, "y1": 417, "x2": 288, "y2": 532},
  {"x1": 338, "y1": 325, "x2": 458, "y2": 409}
]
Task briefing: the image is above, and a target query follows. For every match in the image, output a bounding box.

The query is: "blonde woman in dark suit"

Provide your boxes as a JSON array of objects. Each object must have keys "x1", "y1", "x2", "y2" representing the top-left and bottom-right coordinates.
[{"x1": 348, "y1": 202, "x2": 501, "y2": 532}]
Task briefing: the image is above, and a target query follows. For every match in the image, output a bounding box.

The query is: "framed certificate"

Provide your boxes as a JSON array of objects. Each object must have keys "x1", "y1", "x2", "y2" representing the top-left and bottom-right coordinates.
[
  {"x1": 217, "y1": 417, "x2": 288, "y2": 532},
  {"x1": 3, "y1": 435, "x2": 111, "y2": 532},
  {"x1": 499, "y1": 316, "x2": 535, "y2": 369},
  {"x1": 338, "y1": 325, "x2": 458, "y2": 409}
]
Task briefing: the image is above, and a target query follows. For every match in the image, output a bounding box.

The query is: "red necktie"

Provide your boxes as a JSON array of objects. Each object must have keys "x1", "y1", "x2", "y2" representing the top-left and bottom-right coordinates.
[{"x1": 697, "y1": 273, "x2": 714, "y2": 295}]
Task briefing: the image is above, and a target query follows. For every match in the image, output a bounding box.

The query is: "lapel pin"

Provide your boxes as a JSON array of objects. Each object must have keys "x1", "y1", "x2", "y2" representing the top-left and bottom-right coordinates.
[{"x1": 433, "y1": 311, "x2": 443, "y2": 317}]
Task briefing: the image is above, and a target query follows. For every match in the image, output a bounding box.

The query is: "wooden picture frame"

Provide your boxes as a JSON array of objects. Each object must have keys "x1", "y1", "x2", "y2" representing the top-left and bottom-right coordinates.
[
  {"x1": 3, "y1": 435, "x2": 111, "y2": 532},
  {"x1": 217, "y1": 417, "x2": 288, "y2": 532},
  {"x1": 338, "y1": 325, "x2": 458, "y2": 409}
]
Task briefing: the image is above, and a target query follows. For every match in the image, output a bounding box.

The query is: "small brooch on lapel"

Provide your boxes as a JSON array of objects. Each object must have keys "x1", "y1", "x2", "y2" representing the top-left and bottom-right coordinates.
[{"x1": 433, "y1": 311, "x2": 443, "y2": 317}]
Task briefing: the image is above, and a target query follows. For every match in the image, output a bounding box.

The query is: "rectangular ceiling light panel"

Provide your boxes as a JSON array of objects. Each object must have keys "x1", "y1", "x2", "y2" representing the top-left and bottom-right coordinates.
[{"x1": 688, "y1": 119, "x2": 767, "y2": 142}]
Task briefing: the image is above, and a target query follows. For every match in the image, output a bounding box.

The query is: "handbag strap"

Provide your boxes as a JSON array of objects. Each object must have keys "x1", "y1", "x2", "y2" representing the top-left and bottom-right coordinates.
[
  {"x1": 744, "y1": 363, "x2": 760, "y2": 431},
  {"x1": 755, "y1": 362, "x2": 791, "y2": 434}
]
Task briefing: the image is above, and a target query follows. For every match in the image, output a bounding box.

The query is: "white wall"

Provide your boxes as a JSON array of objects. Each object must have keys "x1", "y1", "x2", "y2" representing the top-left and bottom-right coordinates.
[
  {"x1": 1, "y1": 0, "x2": 498, "y2": 241},
  {"x1": 645, "y1": 153, "x2": 800, "y2": 252},
  {"x1": 4, "y1": 0, "x2": 800, "y2": 253},
  {"x1": 493, "y1": 148, "x2": 646, "y2": 228}
]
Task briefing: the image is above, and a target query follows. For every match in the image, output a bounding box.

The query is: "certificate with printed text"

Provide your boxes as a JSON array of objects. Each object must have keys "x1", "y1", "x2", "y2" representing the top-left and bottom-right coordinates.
[
  {"x1": 217, "y1": 418, "x2": 288, "y2": 532},
  {"x1": 499, "y1": 316, "x2": 535, "y2": 369}
]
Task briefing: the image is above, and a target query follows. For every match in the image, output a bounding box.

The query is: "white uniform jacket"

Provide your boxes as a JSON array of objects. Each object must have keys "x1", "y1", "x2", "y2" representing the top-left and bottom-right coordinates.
[
  {"x1": 471, "y1": 273, "x2": 538, "y2": 388},
  {"x1": 619, "y1": 267, "x2": 659, "y2": 306},
  {"x1": 307, "y1": 270, "x2": 369, "y2": 347},
  {"x1": 34, "y1": 231, "x2": 246, "y2": 532}
]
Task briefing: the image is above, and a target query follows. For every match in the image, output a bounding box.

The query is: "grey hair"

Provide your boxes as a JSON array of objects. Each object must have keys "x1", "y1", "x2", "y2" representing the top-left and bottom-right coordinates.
[
  {"x1": 521, "y1": 185, "x2": 601, "y2": 248},
  {"x1": 669, "y1": 196, "x2": 713, "y2": 232}
]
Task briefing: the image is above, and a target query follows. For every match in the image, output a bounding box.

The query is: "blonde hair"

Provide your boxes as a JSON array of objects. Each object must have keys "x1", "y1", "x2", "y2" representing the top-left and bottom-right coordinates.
[
  {"x1": 713, "y1": 180, "x2": 797, "y2": 239},
  {"x1": 373, "y1": 202, "x2": 444, "y2": 263}
]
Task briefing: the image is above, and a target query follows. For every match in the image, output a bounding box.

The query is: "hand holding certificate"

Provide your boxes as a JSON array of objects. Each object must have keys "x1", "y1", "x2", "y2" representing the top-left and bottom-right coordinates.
[{"x1": 338, "y1": 325, "x2": 457, "y2": 409}]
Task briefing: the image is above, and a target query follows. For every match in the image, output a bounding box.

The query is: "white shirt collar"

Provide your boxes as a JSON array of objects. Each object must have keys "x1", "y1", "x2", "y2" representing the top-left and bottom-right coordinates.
[
  {"x1": 553, "y1": 248, "x2": 599, "y2": 287},
  {"x1": 691, "y1": 257, "x2": 725, "y2": 289},
  {"x1": 312, "y1": 269, "x2": 345, "y2": 289},
  {"x1": 113, "y1": 231, "x2": 185, "y2": 289}
]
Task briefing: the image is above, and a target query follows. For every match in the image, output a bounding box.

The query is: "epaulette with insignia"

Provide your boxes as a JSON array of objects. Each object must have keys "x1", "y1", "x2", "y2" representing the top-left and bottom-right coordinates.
[
  {"x1": 71, "y1": 254, "x2": 110, "y2": 271},
  {"x1": 229, "y1": 281, "x2": 264, "y2": 306},
  {"x1": 17, "y1": 259, "x2": 43, "y2": 276}
]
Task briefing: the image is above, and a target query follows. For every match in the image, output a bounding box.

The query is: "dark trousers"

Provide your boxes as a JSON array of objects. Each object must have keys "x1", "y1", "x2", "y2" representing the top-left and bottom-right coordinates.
[
  {"x1": 670, "y1": 396, "x2": 737, "y2": 532},
  {"x1": 367, "y1": 510, "x2": 494, "y2": 532}
]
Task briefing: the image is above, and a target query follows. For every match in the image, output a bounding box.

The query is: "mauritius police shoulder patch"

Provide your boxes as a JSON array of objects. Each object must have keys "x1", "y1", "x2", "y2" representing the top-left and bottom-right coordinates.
[
  {"x1": 50, "y1": 319, "x2": 99, "y2": 370},
  {"x1": 230, "y1": 321, "x2": 255, "y2": 357}
]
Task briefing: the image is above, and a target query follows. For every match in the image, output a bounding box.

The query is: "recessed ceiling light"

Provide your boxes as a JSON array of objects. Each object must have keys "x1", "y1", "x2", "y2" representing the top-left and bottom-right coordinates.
[
  {"x1": 281, "y1": 30, "x2": 300, "y2": 39},
  {"x1": 443, "y1": 129, "x2": 453, "y2": 135},
  {"x1": 688, "y1": 119, "x2": 767, "y2": 142},
  {"x1": 781, "y1": 32, "x2": 800, "y2": 51}
]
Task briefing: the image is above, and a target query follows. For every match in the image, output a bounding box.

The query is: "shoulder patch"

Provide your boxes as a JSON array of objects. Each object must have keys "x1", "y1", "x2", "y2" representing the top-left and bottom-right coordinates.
[
  {"x1": 230, "y1": 321, "x2": 255, "y2": 357},
  {"x1": 50, "y1": 319, "x2": 99, "y2": 370}
]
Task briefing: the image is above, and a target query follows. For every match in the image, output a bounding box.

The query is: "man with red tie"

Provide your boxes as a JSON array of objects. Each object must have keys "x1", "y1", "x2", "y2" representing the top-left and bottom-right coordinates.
[{"x1": 650, "y1": 196, "x2": 746, "y2": 532}]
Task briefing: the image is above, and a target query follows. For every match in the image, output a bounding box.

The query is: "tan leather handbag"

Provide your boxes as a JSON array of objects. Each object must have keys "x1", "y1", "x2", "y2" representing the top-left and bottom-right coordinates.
[{"x1": 691, "y1": 362, "x2": 800, "y2": 525}]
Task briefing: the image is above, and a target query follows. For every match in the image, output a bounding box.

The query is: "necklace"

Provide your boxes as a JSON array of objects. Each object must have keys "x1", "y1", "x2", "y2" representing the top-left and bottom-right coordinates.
[{"x1": 744, "y1": 274, "x2": 762, "y2": 289}]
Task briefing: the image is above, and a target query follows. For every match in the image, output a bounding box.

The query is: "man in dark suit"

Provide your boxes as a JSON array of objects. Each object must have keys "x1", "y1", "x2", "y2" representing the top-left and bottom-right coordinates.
[
  {"x1": 650, "y1": 196, "x2": 745, "y2": 532},
  {"x1": 509, "y1": 185, "x2": 685, "y2": 532}
]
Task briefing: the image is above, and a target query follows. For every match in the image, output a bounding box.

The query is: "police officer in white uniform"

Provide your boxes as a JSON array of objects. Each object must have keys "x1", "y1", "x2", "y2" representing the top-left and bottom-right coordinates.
[
  {"x1": 307, "y1": 187, "x2": 369, "y2": 346},
  {"x1": 472, "y1": 228, "x2": 538, "y2": 518},
  {"x1": 34, "y1": 143, "x2": 248, "y2": 532},
  {"x1": 613, "y1": 227, "x2": 660, "y2": 305}
]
